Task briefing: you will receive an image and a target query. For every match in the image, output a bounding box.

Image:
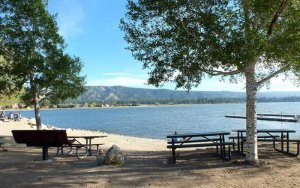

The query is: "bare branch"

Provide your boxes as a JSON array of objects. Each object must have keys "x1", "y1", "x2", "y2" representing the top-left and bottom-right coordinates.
[
  {"x1": 257, "y1": 65, "x2": 289, "y2": 86},
  {"x1": 267, "y1": 0, "x2": 288, "y2": 36},
  {"x1": 204, "y1": 69, "x2": 241, "y2": 76}
]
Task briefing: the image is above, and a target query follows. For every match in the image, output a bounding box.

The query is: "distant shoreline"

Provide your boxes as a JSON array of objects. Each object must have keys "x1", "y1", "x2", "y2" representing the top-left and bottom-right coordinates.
[
  {"x1": 3, "y1": 101, "x2": 300, "y2": 112},
  {"x1": 2, "y1": 104, "x2": 192, "y2": 112}
]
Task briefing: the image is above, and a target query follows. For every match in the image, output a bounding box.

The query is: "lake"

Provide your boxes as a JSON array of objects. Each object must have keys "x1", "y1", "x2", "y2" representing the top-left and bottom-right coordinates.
[{"x1": 18, "y1": 102, "x2": 300, "y2": 139}]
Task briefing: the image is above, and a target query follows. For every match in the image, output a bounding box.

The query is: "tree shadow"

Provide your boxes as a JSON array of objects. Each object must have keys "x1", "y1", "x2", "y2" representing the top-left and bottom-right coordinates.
[{"x1": 0, "y1": 142, "x2": 299, "y2": 187}]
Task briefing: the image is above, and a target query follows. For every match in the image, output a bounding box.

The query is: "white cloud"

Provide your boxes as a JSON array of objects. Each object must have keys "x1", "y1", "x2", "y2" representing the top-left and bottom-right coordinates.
[
  {"x1": 89, "y1": 76, "x2": 147, "y2": 87},
  {"x1": 55, "y1": 0, "x2": 84, "y2": 38}
]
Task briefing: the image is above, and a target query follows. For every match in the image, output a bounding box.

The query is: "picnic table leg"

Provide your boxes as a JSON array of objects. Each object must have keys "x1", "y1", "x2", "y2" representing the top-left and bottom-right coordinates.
[
  {"x1": 85, "y1": 139, "x2": 89, "y2": 153},
  {"x1": 237, "y1": 132, "x2": 240, "y2": 153},
  {"x1": 96, "y1": 144, "x2": 100, "y2": 156},
  {"x1": 241, "y1": 132, "x2": 244, "y2": 154},
  {"x1": 222, "y1": 135, "x2": 226, "y2": 158},
  {"x1": 223, "y1": 135, "x2": 226, "y2": 157},
  {"x1": 215, "y1": 135, "x2": 219, "y2": 153},
  {"x1": 171, "y1": 139, "x2": 176, "y2": 163},
  {"x1": 42, "y1": 146, "x2": 49, "y2": 160},
  {"x1": 281, "y1": 132, "x2": 284, "y2": 151},
  {"x1": 296, "y1": 141, "x2": 300, "y2": 156},
  {"x1": 219, "y1": 135, "x2": 222, "y2": 156},
  {"x1": 88, "y1": 138, "x2": 92, "y2": 155},
  {"x1": 85, "y1": 138, "x2": 92, "y2": 156},
  {"x1": 172, "y1": 148, "x2": 176, "y2": 163},
  {"x1": 287, "y1": 132, "x2": 290, "y2": 153}
]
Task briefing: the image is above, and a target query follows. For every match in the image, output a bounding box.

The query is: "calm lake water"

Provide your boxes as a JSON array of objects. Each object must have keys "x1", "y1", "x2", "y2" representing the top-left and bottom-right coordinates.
[{"x1": 18, "y1": 102, "x2": 300, "y2": 139}]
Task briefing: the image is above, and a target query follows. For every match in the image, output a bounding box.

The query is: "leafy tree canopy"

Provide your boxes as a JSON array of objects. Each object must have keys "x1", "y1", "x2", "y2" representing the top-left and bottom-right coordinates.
[
  {"x1": 121, "y1": 0, "x2": 300, "y2": 163},
  {"x1": 0, "y1": 0, "x2": 86, "y2": 128},
  {"x1": 0, "y1": 0, "x2": 86, "y2": 104},
  {"x1": 120, "y1": 0, "x2": 300, "y2": 90}
]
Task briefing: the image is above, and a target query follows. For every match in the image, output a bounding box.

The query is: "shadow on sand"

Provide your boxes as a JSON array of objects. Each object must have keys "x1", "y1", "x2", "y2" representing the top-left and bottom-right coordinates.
[{"x1": 0, "y1": 137, "x2": 299, "y2": 187}]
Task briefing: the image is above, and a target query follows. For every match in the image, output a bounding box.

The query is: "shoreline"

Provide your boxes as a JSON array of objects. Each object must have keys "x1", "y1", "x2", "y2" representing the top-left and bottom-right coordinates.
[
  {"x1": 0, "y1": 118, "x2": 168, "y2": 152},
  {"x1": 3, "y1": 101, "x2": 299, "y2": 113},
  {"x1": 1, "y1": 103, "x2": 214, "y2": 112}
]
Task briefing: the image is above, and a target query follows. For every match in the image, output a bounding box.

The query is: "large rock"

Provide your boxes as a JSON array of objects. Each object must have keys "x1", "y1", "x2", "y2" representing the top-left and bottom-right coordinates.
[{"x1": 96, "y1": 145, "x2": 126, "y2": 166}]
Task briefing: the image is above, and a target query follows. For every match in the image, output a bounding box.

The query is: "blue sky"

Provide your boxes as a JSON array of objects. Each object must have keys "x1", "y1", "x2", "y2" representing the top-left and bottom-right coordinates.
[{"x1": 47, "y1": 0, "x2": 300, "y2": 92}]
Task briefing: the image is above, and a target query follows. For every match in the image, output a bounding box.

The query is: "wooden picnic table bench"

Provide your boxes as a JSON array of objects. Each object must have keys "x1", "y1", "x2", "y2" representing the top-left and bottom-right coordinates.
[
  {"x1": 167, "y1": 131, "x2": 235, "y2": 163},
  {"x1": 12, "y1": 130, "x2": 87, "y2": 160}
]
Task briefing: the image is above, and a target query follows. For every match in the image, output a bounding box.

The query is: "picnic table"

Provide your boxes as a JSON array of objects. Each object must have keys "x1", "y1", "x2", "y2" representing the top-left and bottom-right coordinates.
[
  {"x1": 231, "y1": 129, "x2": 299, "y2": 156},
  {"x1": 67, "y1": 135, "x2": 107, "y2": 156},
  {"x1": 12, "y1": 130, "x2": 71, "y2": 160},
  {"x1": 167, "y1": 131, "x2": 234, "y2": 163}
]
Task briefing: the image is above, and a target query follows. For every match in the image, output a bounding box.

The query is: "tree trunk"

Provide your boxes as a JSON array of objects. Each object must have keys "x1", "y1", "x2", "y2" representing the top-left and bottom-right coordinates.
[
  {"x1": 34, "y1": 91, "x2": 42, "y2": 130},
  {"x1": 245, "y1": 62, "x2": 258, "y2": 165}
]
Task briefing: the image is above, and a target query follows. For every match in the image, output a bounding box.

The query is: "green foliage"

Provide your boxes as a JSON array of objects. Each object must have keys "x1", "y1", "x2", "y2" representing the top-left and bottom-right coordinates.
[
  {"x1": 0, "y1": 92, "x2": 22, "y2": 107},
  {"x1": 0, "y1": 0, "x2": 86, "y2": 105},
  {"x1": 0, "y1": 56, "x2": 23, "y2": 95},
  {"x1": 120, "y1": 0, "x2": 300, "y2": 89},
  {"x1": 0, "y1": 0, "x2": 86, "y2": 128},
  {"x1": 121, "y1": 0, "x2": 300, "y2": 162}
]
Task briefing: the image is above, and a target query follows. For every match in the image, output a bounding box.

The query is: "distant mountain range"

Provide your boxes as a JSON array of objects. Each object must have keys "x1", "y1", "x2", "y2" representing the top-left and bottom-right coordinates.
[{"x1": 66, "y1": 86, "x2": 300, "y2": 103}]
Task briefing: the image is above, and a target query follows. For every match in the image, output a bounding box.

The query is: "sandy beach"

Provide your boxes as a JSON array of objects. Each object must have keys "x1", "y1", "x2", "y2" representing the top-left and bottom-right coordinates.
[{"x1": 1, "y1": 118, "x2": 300, "y2": 188}]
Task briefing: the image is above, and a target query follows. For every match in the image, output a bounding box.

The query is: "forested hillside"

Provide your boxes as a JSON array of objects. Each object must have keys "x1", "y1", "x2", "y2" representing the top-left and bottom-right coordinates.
[{"x1": 66, "y1": 86, "x2": 300, "y2": 104}]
